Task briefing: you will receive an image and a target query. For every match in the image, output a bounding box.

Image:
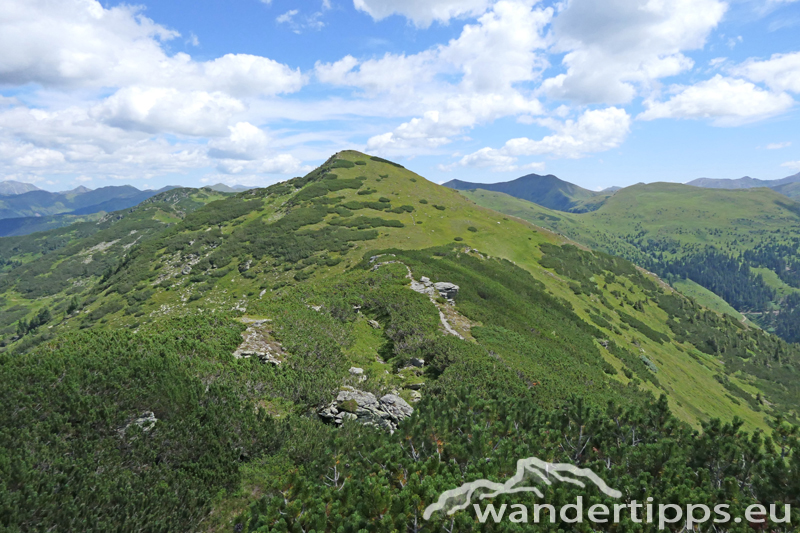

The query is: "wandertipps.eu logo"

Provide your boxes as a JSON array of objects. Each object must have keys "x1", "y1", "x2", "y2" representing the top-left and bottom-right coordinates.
[
  {"x1": 423, "y1": 456, "x2": 792, "y2": 529},
  {"x1": 423, "y1": 456, "x2": 621, "y2": 523}
]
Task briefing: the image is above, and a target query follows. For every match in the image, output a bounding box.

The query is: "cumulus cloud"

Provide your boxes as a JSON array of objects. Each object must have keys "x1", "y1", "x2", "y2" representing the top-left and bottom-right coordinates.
[
  {"x1": 207, "y1": 122, "x2": 271, "y2": 160},
  {"x1": 353, "y1": 0, "x2": 493, "y2": 27},
  {"x1": 366, "y1": 94, "x2": 544, "y2": 154},
  {"x1": 325, "y1": 1, "x2": 551, "y2": 154},
  {"x1": 638, "y1": 75, "x2": 794, "y2": 125},
  {"x1": 443, "y1": 107, "x2": 630, "y2": 172},
  {"x1": 440, "y1": 147, "x2": 545, "y2": 172},
  {"x1": 732, "y1": 52, "x2": 800, "y2": 94},
  {"x1": 541, "y1": 0, "x2": 727, "y2": 104},
  {"x1": 503, "y1": 107, "x2": 631, "y2": 158},
  {"x1": 91, "y1": 88, "x2": 246, "y2": 137},
  {"x1": 0, "y1": 0, "x2": 303, "y2": 95},
  {"x1": 206, "y1": 122, "x2": 308, "y2": 176}
]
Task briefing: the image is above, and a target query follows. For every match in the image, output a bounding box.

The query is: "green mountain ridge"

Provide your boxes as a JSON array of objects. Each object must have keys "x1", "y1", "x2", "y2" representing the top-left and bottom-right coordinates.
[
  {"x1": 1, "y1": 153, "x2": 798, "y2": 532},
  {"x1": 443, "y1": 173, "x2": 613, "y2": 212}
]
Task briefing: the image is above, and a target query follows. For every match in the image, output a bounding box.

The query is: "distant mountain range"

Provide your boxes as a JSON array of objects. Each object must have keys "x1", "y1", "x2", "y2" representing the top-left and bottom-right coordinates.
[
  {"x1": 443, "y1": 173, "x2": 613, "y2": 212},
  {"x1": 687, "y1": 171, "x2": 800, "y2": 197},
  {"x1": 444, "y1": 170, "x2": 800, "y2": 214},
  {"x1": 0, "y1": 185, "x2": 181, "y2": 221}
]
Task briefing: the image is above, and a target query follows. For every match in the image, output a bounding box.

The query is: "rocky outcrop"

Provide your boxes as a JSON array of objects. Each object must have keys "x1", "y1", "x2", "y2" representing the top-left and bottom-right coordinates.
[
  {"x1": 118, "y1": 411, "x2": 157, "y2": 436},
  {"x1": 233, "y1": 319, "x2": 283, "y2": 365},
  {"x1": 318, "y1": 388, "x2": 413, "y2": 432},
  {"x1": 410, "y1": 276, "x2": 459, "y2": 301}
]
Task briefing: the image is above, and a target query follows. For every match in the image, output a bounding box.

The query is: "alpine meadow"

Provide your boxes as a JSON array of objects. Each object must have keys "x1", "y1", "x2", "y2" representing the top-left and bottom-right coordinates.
[{"x1": 3, "y1": 0, "x2": 800, "y2": 531}]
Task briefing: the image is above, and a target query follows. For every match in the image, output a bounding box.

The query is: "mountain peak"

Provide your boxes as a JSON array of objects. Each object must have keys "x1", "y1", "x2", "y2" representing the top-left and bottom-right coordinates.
[{"x1": 0, "y1": 180, "x2": 42, "y2": 196}]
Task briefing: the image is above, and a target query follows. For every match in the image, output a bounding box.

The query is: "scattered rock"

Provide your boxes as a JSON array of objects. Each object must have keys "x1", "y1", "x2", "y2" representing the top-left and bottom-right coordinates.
[
  {"x1": 410, "y1": 357, "x2": 425, "y2": 368},
  {"x1": 233, "y1": 322, "x2": 283, "y2": 365},
  {"x1": 367, "y1": 319, "x2": 381, "y2": 329},
  {"x1": 318, "y1": 389, "x2": 413, "y2": 432},
  {"x1": 408, "y1": 390, "x2": 422, "y2": 402},
  {"x1": 408, "y1": 382, "x2": 425, "y2": 390},
  {"x1": 348, "y1": 366, "x2": 367, "y2": 382},
  {"x1": 598, "y1": 339, "x2": 609, "y2": 348}
]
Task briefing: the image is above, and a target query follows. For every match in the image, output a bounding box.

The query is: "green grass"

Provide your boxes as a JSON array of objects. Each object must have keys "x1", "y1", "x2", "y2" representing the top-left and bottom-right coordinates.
[{"x1": 672, "y1": 279, "x2": 745, "y2": 321}]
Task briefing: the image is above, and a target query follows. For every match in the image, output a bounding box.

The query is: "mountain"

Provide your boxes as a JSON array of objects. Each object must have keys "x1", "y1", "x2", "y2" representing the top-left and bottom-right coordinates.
[
  {"x1": 687, "y1": 171, "x2": 800, "y2": 198},
  {"x1": 0, "y1": 180, "x2": 42, "y2": 195},
  {"x1": 0, "y1": 185, "x2": 181, "y2": 236},
  {"x1": 58, "y1": 185, "x2": 92, "y2": 195},
  {"x1": 443, "y1": 172, "x2": 612, "y2": 212},
  {"x1": 206, "y1": 182, "x2": 253, "y2": 193},
  {"x1": 1, "y1": 152, "x2": 798, "y2": 532},
  {"x1": 460, "y1": 182, "x2": 800, "y2": 341},
  {"x1": 687, "y1": 175, "x2": 767, "y2": 189}
]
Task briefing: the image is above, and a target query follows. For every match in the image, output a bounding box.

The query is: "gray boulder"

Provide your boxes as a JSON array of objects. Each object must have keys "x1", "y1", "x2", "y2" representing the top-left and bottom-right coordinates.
[
  {"x1": 434, "y1": 282, "x2": 459, "y2": 300},
  {"x1": 318, "y1": 389, "x2": 413, "y2": 432}
]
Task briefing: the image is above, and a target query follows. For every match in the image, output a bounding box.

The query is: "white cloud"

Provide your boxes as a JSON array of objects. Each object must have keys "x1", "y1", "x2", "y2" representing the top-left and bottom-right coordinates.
[
  {"x1": 440, "y1": 147, "x2": 545, "y2": 172},
  {"x1": 732, "y1": 52, "x2": 800, "y2": 94},
  {"x1": 438, "y1": 0, "x2": 551, "y2": 92},
  {"x1": 91, "y1": 87, "x2": 246, "y2": 137},
  {"x1": 0, "y1": 0, "x2": 303, "y2": 96},
  {"x1": 366, "y1": 93, "x2": 544, "y2": 154},
  {"x1": 541, "y1": 0, "x2": 727, "y2": 104},
  {"x1": 215, "y1": 154, "x2": 307, "y2": 175},
  {"x1": 353, "y1": 0, "x2": 493, "y2": 27},
  {"x1": 767, "y1": 142, "x2": 791, "y2": 149},
  {"x1": 638, "y1": 75, "x2": 795, "y2": 126},
  {"x1": 326, "y1": 1, "x2": 551, "y2": 154},
  {"x1": 782, "y1": 161, "x2": 800, "y2": 171},
  {"x1": 445, "y1": 107, "x2": 630, "y2": 172},
  {"x1": 208, "y1": 122, "x2": 271, "y2": 160},
  {"x1": 277, "y1": 10, "x2": 299, "y2": 23},
  {"x1": 505, "y1": 107, "x2": 631, "y2": 158}
]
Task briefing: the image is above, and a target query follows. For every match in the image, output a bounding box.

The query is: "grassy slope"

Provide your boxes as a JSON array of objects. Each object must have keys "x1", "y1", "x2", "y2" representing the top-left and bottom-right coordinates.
[
  {"x1": 462, "y1": 185, "x2": 800, "y2": 298},
  {"x1": 5, "y1": 152, "x2": 786, "y2": 433}
]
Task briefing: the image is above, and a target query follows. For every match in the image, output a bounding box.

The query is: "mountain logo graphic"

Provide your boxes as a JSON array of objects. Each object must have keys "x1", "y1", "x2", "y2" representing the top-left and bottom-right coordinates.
[{"x1": 423, "y1": 456, "x2": 622, "y2": 520}]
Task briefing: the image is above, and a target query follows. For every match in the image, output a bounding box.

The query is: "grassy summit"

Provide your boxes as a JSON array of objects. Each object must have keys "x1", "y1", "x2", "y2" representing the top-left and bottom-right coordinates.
[{"x1": 1, "y1": 152, "x2": 798, "y2": 531}]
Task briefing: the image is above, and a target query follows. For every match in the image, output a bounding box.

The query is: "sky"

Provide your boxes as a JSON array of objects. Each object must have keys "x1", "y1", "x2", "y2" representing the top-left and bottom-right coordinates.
[{"x1": 0, "y1": 0, "x2": 799, "y2": 192}]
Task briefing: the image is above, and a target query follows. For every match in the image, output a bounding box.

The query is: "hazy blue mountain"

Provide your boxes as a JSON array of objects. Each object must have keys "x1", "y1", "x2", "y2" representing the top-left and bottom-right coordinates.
[
  {"x1": 687, "y1": 172, "x2": 800, "y2": 196},
  {"x1": 0, "y1": 185, "x2": 178, "y2": 221}
]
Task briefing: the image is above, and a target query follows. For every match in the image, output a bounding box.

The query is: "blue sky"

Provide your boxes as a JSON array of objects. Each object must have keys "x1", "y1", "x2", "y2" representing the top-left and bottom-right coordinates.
[{"x1": 0, "y1": 0, "x2": 798, "y2": 192}]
